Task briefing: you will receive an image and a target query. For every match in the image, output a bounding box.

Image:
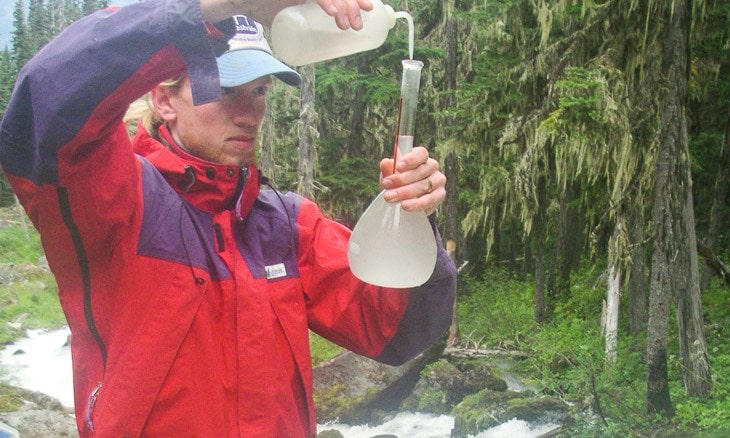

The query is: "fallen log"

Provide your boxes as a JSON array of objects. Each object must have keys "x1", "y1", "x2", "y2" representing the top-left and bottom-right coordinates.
[
  {"x1": 697, "y1": 240, "x2": 730, "y2": 284},
  {"x1": 442, "y1": 347, "x2": 528, "y2": 359}
]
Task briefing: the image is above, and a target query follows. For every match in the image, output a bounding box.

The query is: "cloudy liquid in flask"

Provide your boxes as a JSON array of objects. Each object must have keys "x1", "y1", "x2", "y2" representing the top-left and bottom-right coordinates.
[{"x1": 348, "y1": 35, "x2": 437, "y2": 287}]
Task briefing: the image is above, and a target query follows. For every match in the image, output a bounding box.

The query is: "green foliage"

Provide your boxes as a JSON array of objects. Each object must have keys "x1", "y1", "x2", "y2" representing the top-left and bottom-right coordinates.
[
  {"x1": 414, "y1": 388, "x2": 447, "y2": 413},
  {"x1": 310, "y1": 332, "x2": 344, "y2": 366},
  {"x1": 0, "y1": 221, "x2": 65, "y2": 345},
  {"x1": 0, "y1": 50, "x2": 16, "y2": 120},
  {"x1": 675, "y1": 352, "x2": 730, "y2": 432},
  {"x1": 451, "y1": 390, "x2": 504, "y2": 434},
  {"x1": 456, "y1": 270, "x2": 537, "y2": 349},
  {"x1": 553, "y1": 67, "x2": 604, "y2": 124},
  {"x1": 458, "y1": 263, "x2": 730, "y2": 435},
  {"x1": 317, "y1": 66, "x2": 399, "y2": 108},
  {"x1": 523, "y1": 315, "x2": 605, "y2": 401},
  {"x1": 0, "y1": 384, "x2": 30, "y2": 412},
  {"x1": 312, "y1": 382, "x2": 370, "y2": 423},
  {"x1": 673, "y1": 282, "x2": 730, "y2": 433},
  {"x1": 0, "y1": 221, "x2": 42, "y2": 264},
  {"x1": 316, "y1": 156, "x2": 381, "y2": 227},
  {"x1": 0, "y1": 272, "x2": 65, "y2": 345}
]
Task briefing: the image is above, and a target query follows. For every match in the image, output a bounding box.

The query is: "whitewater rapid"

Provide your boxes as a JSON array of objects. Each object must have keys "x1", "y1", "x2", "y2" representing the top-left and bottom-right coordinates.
[{"x1": 0, "y1": 328, "x2": 557, "y2": 437}]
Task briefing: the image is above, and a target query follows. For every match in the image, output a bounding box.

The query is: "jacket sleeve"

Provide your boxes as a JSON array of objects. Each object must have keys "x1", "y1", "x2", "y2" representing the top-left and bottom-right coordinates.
[
  {"x1": 0, "y1": 0, "x2": 228, "y2": 253},
  {"x1": 297, "y1": 197, "x2": 457, "y2": 366}
]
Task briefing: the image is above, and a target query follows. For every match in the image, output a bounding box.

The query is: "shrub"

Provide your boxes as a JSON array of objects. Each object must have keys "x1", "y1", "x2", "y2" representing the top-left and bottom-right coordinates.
[{"x1": 456, "y1": 270, "x2": 536, "y2": 349}]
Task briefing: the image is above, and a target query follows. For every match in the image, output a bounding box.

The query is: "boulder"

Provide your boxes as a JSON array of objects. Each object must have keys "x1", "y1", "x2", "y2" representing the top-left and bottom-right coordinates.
[
  {"x1": 0, "y1": 384, "x2": 76, "y2": 438},
  {"x1": 451, "y1": 389, "x2": 568, "y2": 437},
  {"x1": 402, "y1": 359, "x2": 463, "y2": 414},
  {"x1": 313, "y1": 336, "x2": 446, "y2": 424},
  {"x1": 401, "y1": 356, "x2": 512, "y2": 416}
]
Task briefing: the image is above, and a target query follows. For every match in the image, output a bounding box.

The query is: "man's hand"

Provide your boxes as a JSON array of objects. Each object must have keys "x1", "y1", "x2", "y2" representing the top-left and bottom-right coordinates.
[
  {"x1": 379, "y1": 147, "x2": 446, "y2": 215},
  {"x1": 201, "y1": 0, "x2": 373, "y2": 29},
  {"x1": 315, "y1": 0, "x2": 374, "y2": 30}
]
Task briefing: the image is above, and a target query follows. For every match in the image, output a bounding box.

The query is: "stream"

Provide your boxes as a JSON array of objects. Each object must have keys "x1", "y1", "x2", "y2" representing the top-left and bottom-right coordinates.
[
  {"x1": 0, "y1": 327, "x2": 74, "y2": 408},
  {"x1": 0, "y1": 328, "x2": 557, "y2": 437}
]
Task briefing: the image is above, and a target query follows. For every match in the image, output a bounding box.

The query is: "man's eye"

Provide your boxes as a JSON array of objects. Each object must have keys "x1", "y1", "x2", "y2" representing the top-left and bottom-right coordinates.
[{"x1": 253, "y1": 86, "x2": 269, "y2": 96}]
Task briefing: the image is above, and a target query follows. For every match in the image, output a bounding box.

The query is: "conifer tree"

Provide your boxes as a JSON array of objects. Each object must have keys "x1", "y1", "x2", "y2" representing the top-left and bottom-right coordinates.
[
  {"x1": 83, "y1": 0, "x2": 104, "y2": 15},
  {"x1": 12, "y1": 0, "x2": 33, "y2": 70},
  {"x1": 28, "y1": 0, "x2": 49, "y2": 53},
  {"x1": 0, "y1": 48, "x2": 16, "y2": 118}
]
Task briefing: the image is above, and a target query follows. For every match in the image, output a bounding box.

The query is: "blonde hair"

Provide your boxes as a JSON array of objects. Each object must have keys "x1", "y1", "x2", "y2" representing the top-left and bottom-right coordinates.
[{"x1": 123, "y1": 75, "x2": 186, "y2": 135}]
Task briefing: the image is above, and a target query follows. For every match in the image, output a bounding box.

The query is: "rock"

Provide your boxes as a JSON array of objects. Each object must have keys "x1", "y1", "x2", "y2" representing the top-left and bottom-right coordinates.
[
  {"x1": 0, "y1": 262, "x2": 49, "y2": 285},
  {"x1": 456, "y1": 359, "x2": 509, "y2": 394},
  {"x1": 401, "y1": 359, "x2": 465, "y2": 414},
  {"x1": 37, "y1": 256, "x2": 49, "y2": 271},
  {"x1": 0, "y1": 405, "x2": 77, "y2": 438},
  {"x1": 317, "y1": 429, "x2": 344, "y2": 438},
  {"x1": 451, "y1": 389, "x2": 569, "y2": 437},
  {"x1": 502, "y1": 394, "x2": 568, "y2": 424},
  {"x1": 402, "y1": 357, "x2": 510, "y2": 415},
  {"x1": 0, "y1": 385, "x2": 76, "y2": 438},
  {"x1": 313, "y1": 336, "x2": 446, "y2": 424}
]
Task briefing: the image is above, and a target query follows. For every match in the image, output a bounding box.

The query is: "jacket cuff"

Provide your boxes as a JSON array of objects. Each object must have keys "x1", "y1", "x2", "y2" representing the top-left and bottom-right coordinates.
[{"x1": 167, "y1": 0, "x2": 232, "y2": 105}]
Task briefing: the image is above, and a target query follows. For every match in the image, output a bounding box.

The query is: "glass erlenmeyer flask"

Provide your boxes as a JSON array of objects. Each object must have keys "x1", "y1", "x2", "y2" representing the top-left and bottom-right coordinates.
[{"x1": 348, "y1": 60, "x2": 437, "y2": 288}]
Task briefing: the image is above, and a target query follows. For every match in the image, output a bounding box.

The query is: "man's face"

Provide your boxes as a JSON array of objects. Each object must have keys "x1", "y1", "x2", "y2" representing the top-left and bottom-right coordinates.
[{"x1": 153, "y1": 75, "x2": 271, "y2": 166}]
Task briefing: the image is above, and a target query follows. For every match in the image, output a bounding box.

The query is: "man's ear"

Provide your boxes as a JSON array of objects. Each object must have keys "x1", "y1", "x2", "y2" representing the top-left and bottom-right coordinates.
[{"x1": 151, "y1": 86, "x2": 177, "y2": 123}]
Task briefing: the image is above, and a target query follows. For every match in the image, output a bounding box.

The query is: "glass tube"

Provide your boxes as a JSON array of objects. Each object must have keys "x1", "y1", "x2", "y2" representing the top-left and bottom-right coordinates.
[{"x1": 394, "y1": 59, "x2": 424, "y2": 162}]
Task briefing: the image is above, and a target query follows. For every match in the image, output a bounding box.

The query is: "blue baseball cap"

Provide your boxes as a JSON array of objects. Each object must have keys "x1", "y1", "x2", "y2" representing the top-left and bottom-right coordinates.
[{"x1": 217, "y1": 16, "x2": 301, "y2": 87}]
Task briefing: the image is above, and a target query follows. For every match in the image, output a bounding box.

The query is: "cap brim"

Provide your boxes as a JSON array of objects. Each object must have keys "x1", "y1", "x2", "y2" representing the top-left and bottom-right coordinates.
[{"x1": 217, "y1": 49, "x2": 301, "y2": 87}]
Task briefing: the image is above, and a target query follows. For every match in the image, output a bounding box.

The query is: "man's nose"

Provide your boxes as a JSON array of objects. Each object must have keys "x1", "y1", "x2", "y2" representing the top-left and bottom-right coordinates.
[{"x1": 230, "y1": 98, "x2": 262, "y2": 125}]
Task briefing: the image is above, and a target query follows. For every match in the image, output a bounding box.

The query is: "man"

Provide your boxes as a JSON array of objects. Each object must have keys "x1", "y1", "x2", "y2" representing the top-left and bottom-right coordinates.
[{"x1": 0, "y1": 0, "x2": 456, "y2": 436}]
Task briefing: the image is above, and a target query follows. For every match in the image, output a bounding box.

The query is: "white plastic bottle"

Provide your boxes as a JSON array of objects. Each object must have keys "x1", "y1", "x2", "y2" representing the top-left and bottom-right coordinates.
[{"x1": 270, "y1": 0, "x2": 398, "y2": 66}]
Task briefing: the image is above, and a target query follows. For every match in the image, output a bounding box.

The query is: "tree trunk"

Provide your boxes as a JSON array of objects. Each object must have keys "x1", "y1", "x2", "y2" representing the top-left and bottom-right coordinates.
[
  {"x1": 534, "y1": 231, "x2": 546, "y2": 324},
  {"x1": 507, "y1": 220, "x2": 520, "y2": 274},
  {"x1": 446, "y1": 240, "x2": 460, "y2": 346},
  {"x1": 443, "y1": 9, "x2": 460, "y2": 346},
  {"x1": 444, "y1": 151, "x2": 460, "y2": 347},
  {"x1": 646, "y1": 128, "x2": 675, "y2": 417},
  {"x1": 668, "y1": 0, "x2": 713, "y2": 399},
  {"x1": 533, "y1": 176, "x2": 548, "y2": 323},
  {"x1": 560, "y1": 182, "x2": 581, "y2": 288},
  {"x1": 700, "y1": 108, "x2": 730, "y2": 290},
  {"x1": 676, "y1": 182, "x2": 712, "y2": 397},
  {"x1": 647, "y1": 0, "x2": 712, "y2": 414},
  {"x1": 548, "y1": 182, "x2": 581, "y2": 316},
  {"x1": 628, "y1": 207, "x2": 647, "y2": 335},
  {"x1": 522, "y1": 232, "x2": 532, "y2": 280},
  {"x1": 259, "y1": 105, "x2": 276, "y2": 185},
  {"x1": 297, "y1": 64, "x2": 317, "y2": 199},
  {"x1": 346, "y1": 58, "x2": 369, "y2": 158},
  {"x1": 605, "y1": 223, "x2": 621, "y2": 364}
]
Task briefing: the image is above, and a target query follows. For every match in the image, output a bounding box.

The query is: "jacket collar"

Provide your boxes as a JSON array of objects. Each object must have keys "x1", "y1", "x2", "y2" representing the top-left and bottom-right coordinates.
[{"x1": 132, "y1": 124, "x2": 260, "y2": 219}]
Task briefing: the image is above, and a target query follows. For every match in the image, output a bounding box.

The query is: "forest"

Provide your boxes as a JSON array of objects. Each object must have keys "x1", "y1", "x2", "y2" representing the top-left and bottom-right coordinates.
[{"x1": 0, "y1": 0, "x2": 728, "y2": 436}]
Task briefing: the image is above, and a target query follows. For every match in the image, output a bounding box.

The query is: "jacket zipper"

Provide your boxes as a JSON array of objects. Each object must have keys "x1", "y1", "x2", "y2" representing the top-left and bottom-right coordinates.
[{"x1": 85, "y1": 381, "x2": 102, "y2": 433}]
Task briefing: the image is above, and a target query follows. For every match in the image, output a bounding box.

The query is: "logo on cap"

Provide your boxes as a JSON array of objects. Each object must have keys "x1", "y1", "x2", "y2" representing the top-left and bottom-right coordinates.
[
  {"x1": 233, "y1": 15, "x2": 261, "y2": 38},
  {"x1": 226, "y1": 15, "x2": 274, "y2": 55}
]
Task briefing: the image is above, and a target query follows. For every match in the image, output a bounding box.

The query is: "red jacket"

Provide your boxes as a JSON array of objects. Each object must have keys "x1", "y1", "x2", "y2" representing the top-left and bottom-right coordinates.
[{"x1": 0, "y1": 0, "x2": 456, "y2": 436}]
